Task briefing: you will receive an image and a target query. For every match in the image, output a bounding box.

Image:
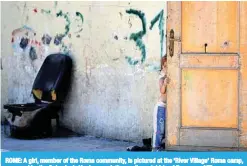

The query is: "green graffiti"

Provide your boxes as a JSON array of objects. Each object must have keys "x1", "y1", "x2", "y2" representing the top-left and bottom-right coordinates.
[
  {"x1": 41, "y1": 9, "x2": 51, "y2": 14},
  {"x1": 150, "y1": 9, "x2": 164, "y2": 59},
  {"x1": 76, "y1": 12, "x2": 84, "y2": 24},
  {"x1": 56, "y1": 10, "x2": 71, "y2": 37},
  {"x1": 126, "y1": 9, "x2": 146, "y2": 39},
  {"x1": 124, "y1": 9, "x2": 166, "y2": 71},
  {"x1": 75, "y1": 11, "x2": 84, "y2": 33},
  {"x1": 60, "y1": 42, "x2": 70, "y2": 55},
  {"x1": 125, "y1": 56, "x2": 138, "y2": 65},
  {"x1": 125, "y1": 9, "x2": 147, "y2": 65},
  {"x1": 145, "y1": 64, "x2": 160, "y2": 71}
]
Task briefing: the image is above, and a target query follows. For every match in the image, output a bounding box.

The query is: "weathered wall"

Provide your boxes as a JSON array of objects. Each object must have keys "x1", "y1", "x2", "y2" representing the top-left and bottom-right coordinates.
[{"x1": 1, "y1": 1, "x2": 166, "y2": 142}]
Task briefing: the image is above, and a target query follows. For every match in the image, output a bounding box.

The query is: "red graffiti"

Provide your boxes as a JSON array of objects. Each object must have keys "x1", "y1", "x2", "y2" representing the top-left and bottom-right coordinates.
[
  {"x1": 12, "y1": 28, "x2": 22, "y2": 36},
  {"x1": 12, "y1": 26, "x2": 35, "y2": 36},
  {"x1": 33, "y1": 8, "x2": 38, "y2": 13},
  {"x1": 30, "y1": 40, "x2": 41, "y2": 46}
]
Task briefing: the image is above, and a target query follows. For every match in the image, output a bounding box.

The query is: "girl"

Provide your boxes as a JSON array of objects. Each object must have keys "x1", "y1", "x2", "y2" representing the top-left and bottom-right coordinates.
[{"x1": 152, "y1": 56, "x2": 169, "y2": 151}]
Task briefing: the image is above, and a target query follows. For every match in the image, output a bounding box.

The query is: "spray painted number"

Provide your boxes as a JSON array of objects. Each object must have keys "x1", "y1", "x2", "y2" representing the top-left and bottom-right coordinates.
[
  {"x1": 125, "y1": 9, "x2": 165, "y2": 68},
  {"x1": 125, "y1": 9, "x2": 147, "y2": 65},
  {"x1": 149, "y1": 10, "x2": 164, "y2": 60}
]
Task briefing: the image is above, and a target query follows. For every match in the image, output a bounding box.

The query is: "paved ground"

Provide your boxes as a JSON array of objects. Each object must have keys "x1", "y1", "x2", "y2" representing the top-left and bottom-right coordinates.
[
  {"x1": 1, "y1": 125, "x2": 139, "y2": 152},
  {"x1": 3, "y1": 126, "x2": 247, "y2": 152}
]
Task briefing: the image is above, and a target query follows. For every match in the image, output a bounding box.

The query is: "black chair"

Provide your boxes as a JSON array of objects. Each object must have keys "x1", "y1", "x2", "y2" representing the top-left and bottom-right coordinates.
[{"x1": 3, "y1": 53, "x2": 73, "y2": 138}]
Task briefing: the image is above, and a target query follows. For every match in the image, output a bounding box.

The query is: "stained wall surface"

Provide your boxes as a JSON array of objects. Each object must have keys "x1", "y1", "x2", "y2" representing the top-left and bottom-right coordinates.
[{"x1": 1, "y1": 1, "x2": 167, "y2": 142}]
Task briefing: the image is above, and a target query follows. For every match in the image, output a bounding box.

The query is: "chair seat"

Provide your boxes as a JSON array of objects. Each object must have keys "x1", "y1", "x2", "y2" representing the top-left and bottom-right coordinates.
[
  {"x1": 4, "y1": 103, "x2": 47, "y2": 112},
  {"x1": 3, "y1": 54, "x2": 72, "y2": 138}
]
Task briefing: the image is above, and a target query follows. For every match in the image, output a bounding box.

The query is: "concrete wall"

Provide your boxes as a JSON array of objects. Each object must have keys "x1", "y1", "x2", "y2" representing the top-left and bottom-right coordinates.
[{"x1": 1, "y1": 1, "x2": 167, "y2": 142}]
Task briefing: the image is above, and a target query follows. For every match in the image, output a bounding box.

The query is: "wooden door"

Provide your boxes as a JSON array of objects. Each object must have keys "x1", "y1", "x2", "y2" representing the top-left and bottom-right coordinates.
[{"x1": 166, "y1": 2, "x2": 247, "y2": 150}]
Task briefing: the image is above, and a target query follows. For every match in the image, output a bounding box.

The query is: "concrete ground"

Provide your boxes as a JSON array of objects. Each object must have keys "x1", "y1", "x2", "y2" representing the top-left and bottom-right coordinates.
[
  {"x1": 2, "y1": 126, "x2": 247, "y2": 152},
  {"x1": 1, "y1": 125, "x2": 139, "y2": 152}
]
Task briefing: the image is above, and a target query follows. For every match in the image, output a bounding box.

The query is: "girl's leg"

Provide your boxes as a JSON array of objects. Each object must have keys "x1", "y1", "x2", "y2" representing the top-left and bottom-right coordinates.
[{"x1": 152, "y1": 103, "x2": 165, "y2": 151}]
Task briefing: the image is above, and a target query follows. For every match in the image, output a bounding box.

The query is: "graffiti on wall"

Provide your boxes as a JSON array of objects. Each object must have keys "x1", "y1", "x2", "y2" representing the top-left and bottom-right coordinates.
[
  {"x1": 12, "y1": 2, "x2": 85, "y2": 58},
  {"x1": 11, "y1": 26, "x2": 40, "y2": 60},
  {"x1": 125, "y1": 9, "x2": 165, "y2": 71},
  {"x1": 11, "y1": 3, "x2": 166, "y2": 72},
  {"x1": 125, "y1": 9, "x2": 147, "y2": 66},
  {"x1": 35, "y1": 5, "x2": 85, "y2": 54}
]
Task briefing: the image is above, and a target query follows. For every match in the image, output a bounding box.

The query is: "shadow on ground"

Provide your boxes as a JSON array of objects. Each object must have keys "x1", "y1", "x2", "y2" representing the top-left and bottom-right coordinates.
[{"x1": 1, "y1": 125, "x2": 139, "y2": 151}]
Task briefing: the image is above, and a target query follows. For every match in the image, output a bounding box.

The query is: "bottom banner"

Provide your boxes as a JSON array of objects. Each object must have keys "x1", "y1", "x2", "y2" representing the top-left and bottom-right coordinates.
[{"x1": 1, "y1": 152, "x2": 246, "y2": 166}]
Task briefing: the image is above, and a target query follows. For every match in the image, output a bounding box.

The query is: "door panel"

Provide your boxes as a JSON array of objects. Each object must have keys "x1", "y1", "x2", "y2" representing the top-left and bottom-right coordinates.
[
  {"x1": 180, "y1": 128, "x2": 238, "y2": 147},
  {"x1": 180, "y1": 54, "x2": 239, "y2": 68},
  {"x1": 181, "y1": 69, "x2": 238, "y2": 128},
  {"x1": 166, "y1": 1, "x2": 245, "y2": 149},
  {"x1": 182, "y1": 2, "x2": 238, "y2": 53}
]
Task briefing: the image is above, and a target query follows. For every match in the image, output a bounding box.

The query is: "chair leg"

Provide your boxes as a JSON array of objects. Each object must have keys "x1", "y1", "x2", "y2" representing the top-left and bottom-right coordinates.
[
  {"x1": 45, "y1": 119, "x2": 52, "y2": 137},
  {"x1": 4, "y1": 118, "x2": 12, "y2": 137},
  {"x1": 3, "y1": 118, "x2": 7, "y2": 135},
  {"x1": 56, "y1": 116, "x2": 60, "y2": 129}
]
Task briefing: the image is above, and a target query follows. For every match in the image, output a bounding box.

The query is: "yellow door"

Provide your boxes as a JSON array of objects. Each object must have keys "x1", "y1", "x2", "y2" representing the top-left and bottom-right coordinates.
[{"x1": 166, "y1": 2, "x2": 247, "y2": 150}]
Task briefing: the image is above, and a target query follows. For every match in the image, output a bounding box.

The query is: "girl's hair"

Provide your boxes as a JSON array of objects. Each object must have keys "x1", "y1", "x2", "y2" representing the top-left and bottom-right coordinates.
[{"x1": 160, "y1": 55, "x2": 167, "y2": 70}]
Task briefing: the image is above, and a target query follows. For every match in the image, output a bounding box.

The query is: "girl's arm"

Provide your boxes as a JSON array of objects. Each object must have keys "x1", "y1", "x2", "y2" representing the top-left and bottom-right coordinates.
[{"x1": 159, "y1": 77, "x2": 167, "y2": 94}]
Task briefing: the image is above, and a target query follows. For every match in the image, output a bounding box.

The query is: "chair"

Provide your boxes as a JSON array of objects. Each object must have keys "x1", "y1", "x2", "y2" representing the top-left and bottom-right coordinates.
[{"x1": 3, "y1": 53, "x2": 73, "y2": 138}]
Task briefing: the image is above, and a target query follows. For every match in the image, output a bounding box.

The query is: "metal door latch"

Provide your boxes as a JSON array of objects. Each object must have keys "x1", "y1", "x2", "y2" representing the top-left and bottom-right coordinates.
[{"x1": 168, "y1": 29, "x2": 181, "y2": 57}]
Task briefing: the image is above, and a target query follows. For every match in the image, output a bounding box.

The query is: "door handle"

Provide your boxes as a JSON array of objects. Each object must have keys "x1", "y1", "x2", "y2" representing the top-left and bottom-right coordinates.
[
  {"x1": 169, "y1": 29, "x2": 174, "y2": 57},
  {"x1": 168, "y1": 29, "x2": 181, "y2": 57}
]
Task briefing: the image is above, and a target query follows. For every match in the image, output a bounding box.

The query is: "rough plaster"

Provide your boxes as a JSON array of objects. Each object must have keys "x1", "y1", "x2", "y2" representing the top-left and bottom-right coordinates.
[{"x1": 1, "y1": 1, "x2": 166, "y2": 142}]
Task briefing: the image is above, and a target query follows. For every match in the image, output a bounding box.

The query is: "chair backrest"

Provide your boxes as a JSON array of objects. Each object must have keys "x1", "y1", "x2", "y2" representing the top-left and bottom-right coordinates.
[{"x1": 32, "y1": 53, "x2": 73, "y2": 103}]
